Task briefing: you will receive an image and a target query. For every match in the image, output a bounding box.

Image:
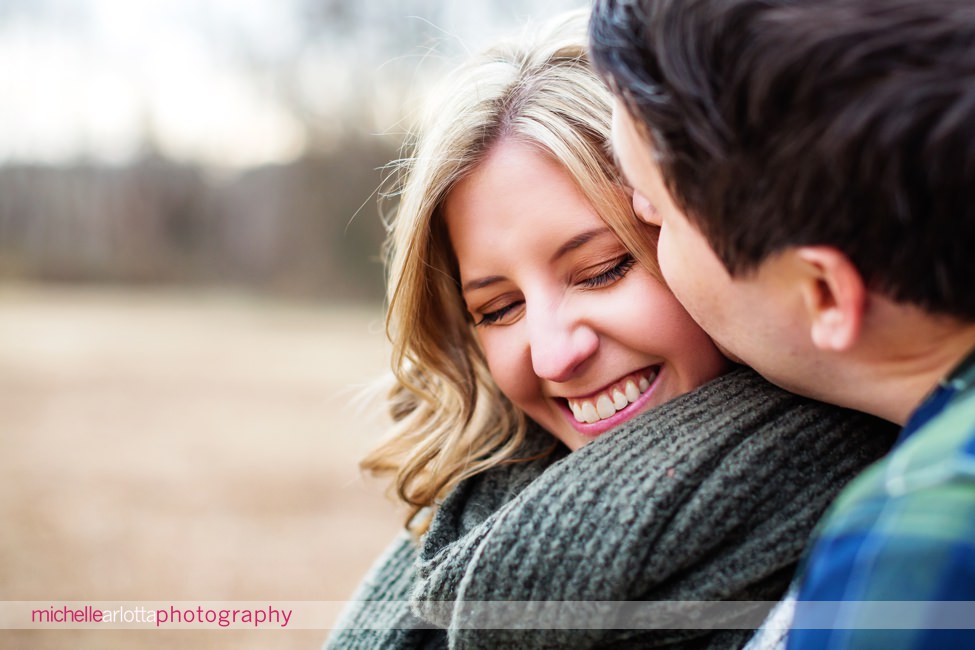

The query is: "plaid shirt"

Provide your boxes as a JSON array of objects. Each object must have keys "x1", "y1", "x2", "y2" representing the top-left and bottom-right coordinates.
[{"x1": 788, "y1": 348, "x2": 975, "y2": 649}]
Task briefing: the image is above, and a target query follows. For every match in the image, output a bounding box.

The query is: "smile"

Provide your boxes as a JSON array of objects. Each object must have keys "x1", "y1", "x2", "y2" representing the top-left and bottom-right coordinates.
[{"x1": 566, "y1": 367, "x2": 660, "y2": 424}]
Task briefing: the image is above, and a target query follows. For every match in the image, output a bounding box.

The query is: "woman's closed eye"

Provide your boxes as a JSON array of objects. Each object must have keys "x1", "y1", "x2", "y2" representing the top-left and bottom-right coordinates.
[
  {"x1": 474, "y1": 299, "x2": 524, "y2": 327},
  {"x1": 472, "y1": 254, "x2": 637, "y2": 327},
  {"x1": 579, "y1": 253, "x2": 637, "y2": 289}
]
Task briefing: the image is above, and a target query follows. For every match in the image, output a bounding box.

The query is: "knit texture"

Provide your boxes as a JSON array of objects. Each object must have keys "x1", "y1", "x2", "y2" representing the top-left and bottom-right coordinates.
[
  {"x1": 327, "y1": 530, "x2": 446, "y2": 650},
  {"x1": 326, "y1": 368, "x2": 897, "y2": 649}
]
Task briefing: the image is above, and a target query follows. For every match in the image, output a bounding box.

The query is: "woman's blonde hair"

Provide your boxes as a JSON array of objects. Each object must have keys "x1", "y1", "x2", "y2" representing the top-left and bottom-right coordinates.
[{"x1": 362, "y1": 9, "x2": 659, "y2": 532}]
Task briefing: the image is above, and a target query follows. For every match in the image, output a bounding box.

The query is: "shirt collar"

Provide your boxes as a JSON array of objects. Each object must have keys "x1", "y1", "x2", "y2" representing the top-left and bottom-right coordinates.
[{"x1": 898, "y1": 345, "x2": 975, "y2": 444}]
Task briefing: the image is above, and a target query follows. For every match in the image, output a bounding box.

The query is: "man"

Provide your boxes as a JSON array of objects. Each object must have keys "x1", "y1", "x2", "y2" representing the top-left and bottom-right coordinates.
[{"x1": 590, "y1": 0, "x2": 975, "y2": 647}]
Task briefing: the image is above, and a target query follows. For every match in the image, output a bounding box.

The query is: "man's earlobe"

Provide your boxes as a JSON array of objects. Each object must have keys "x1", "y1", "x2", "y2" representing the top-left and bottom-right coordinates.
[{"x1": 796, "y1": 247, "x2": 866, "y2": 351}]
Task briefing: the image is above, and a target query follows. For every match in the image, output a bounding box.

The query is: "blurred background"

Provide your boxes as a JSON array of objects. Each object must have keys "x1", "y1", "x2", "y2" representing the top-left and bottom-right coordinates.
[{"x1": 0, "y1": 0, "x2": 586, "y2": 648}]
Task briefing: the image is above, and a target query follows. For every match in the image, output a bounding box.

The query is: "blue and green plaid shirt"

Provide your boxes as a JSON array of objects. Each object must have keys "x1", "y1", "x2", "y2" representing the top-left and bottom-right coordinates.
[{"x1": 788, "y1": 348, "x2": 975, "y2": 649}]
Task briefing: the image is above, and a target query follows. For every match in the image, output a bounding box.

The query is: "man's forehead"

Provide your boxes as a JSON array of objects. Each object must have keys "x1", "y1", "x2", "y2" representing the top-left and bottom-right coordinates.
[{"x1": 610, "y1": 100, "x2": 658, "y2": 192}]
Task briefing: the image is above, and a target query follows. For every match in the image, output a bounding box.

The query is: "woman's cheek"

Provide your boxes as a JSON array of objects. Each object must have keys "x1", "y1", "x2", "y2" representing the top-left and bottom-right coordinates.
[{"x1": 479, "y1": 330, "x2": 529, "y2": 405}]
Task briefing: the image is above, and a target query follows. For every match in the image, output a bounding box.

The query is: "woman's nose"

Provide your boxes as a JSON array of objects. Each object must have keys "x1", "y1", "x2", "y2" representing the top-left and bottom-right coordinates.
[
  {"x1": 632, "y1": 190, "x2": 660, "y2": 226},
  {"x1": 528, "y1": 306, "x2": 598, "y2": 383}
]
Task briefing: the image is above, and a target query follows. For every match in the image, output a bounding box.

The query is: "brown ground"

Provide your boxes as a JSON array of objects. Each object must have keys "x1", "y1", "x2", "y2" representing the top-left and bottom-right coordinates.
[{"x1": 0, "y1": 284, "x2": 403, "y2": 649}]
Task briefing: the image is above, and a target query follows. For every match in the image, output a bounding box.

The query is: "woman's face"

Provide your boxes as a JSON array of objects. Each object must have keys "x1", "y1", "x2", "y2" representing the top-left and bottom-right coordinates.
[{"x1": 444, "y1": 139, "x2": 730, "y2": 450}]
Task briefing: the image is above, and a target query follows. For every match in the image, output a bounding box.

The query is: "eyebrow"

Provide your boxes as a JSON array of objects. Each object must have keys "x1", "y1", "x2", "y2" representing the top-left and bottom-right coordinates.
[
  {"x1": 551, "y1": 227, "x2": 608, "y2": 262},
  {"x1": 460, "y1": 227, "x2": 611, "y2": 295},
  {"x1": 462, "y1": 275, "x2": 505, "y2": 293}
]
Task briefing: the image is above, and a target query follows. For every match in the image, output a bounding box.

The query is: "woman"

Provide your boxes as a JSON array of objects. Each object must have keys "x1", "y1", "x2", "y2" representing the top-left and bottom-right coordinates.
[{"x1": 327, "y1": 10, "x2": 895, "y2": 649}]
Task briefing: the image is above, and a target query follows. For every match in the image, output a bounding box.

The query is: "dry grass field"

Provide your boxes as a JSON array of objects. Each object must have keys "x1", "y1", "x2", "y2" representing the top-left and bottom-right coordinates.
[{"x1": 0, "y1": 284, "x2": 403, "y2": 649}]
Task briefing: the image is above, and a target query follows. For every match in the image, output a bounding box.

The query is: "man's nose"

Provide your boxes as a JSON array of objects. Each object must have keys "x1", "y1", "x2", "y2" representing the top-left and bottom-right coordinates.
[{"x1": 632, "y1": 190, "x2": 660, "y2": 226}]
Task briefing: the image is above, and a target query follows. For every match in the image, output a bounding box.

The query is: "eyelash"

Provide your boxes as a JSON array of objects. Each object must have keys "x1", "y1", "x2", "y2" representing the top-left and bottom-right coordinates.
[
  {"x1": 474, "y1": 254, "x2": 638, "y2": 327},
  {"x1": 475, "y1": 302, "x2": 519, "y2": 326},
  {"x1": 580, "y1": 254, "x2": 637, "y2": 289}
]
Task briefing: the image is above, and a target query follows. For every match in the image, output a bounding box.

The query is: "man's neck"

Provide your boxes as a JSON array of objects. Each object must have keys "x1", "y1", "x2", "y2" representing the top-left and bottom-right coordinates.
[{"x1": 858, "y1": 318, "x2": 975, "y2": 426}]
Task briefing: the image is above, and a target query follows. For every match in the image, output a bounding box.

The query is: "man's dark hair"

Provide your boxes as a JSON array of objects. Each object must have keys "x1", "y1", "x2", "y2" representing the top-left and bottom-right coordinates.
[{"x1": 590, "y1": 0, "x2": 975, "y2": 319}]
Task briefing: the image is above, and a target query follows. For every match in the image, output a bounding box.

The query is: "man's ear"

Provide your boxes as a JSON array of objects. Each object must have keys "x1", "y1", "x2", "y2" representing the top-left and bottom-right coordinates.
[{"x1": 795, "y1": 247, "x2": 866, "y2": 351}]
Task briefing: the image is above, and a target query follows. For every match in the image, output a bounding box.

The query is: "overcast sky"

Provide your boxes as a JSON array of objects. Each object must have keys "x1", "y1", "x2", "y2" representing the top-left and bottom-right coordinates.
[{"x1": 0, "y1": 0, "x2": 587, "y2": 169}]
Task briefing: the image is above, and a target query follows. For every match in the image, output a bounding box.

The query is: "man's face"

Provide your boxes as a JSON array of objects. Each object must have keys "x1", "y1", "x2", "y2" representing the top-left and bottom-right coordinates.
[{"x1": 610, "y1": 100, "x2": 813, "y2": 391}]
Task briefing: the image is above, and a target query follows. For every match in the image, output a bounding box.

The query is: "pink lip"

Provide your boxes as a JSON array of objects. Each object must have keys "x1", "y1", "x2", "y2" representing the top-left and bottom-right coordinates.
[{"x1": 558, "y1": 366, "x2": 663, "y2": 438}]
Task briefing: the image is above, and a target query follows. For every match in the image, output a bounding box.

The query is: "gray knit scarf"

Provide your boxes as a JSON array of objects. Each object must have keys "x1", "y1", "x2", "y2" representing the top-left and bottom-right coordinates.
[{"x1": 327, "y1": 368, "x2": 896, "y2": 649}]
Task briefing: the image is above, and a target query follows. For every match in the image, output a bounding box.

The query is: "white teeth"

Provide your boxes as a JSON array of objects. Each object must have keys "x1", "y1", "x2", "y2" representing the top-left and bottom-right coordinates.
[
  {"x1": 624, "y1": 380, "x2": 640, "y2": 403},
  {"x1": 612, "y1": 389, "x2": 628, "y2": 410},
  {"x1": 569, "y1": 369, "x2": 659, "y2": 424},
  {"x1": 570, "y1": 402, "x2": 583, "y2": 421},
  {"x1": 596, "y1": 395, "x2": 616, "y2": 419},
  {"x1": 581, "y1": 402, "x2": 599, "y2": 424}
]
